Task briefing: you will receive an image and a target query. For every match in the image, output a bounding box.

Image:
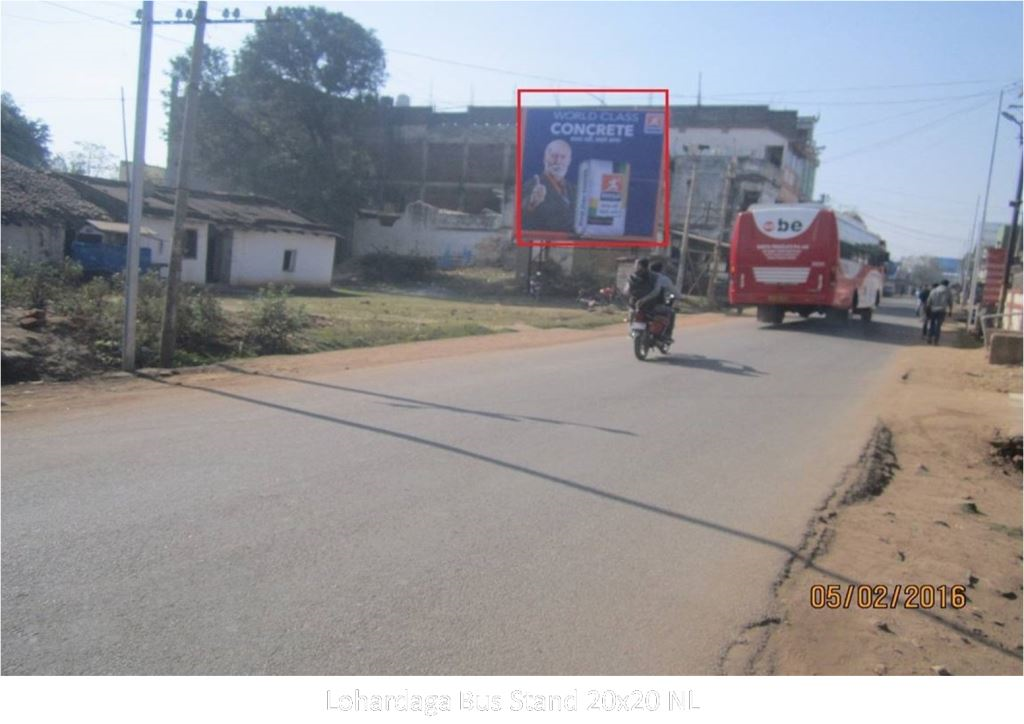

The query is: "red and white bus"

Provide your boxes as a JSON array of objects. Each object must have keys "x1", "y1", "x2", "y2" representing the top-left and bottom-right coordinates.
[{"x1": 729, "y1": 204, "x2": 888, "y2": 324}]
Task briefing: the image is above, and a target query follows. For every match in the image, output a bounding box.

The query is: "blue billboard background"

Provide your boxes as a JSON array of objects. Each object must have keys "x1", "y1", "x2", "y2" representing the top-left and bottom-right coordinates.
[{"x1": 521, "y1": 107, "x2": 665, "y2": 240}]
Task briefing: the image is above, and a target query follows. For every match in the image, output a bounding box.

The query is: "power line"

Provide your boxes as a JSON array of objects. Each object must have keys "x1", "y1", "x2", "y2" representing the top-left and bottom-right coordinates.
[
  {"x1": 702, "y1": 78, "x2": 1012, "y2": 97},
  {"x1": 42, "y1": 1, "x2": 130, "y2": 28},
  {"x1": 858, "y1": 212, "x2": 973, "y2": 242},
  {"x1": 824, "y1": 96, "x2": 996, "y2": 163},
  {"x1": 825, "y1": 179, "x2": 978, "y2": 207},
  {"x1": 1, "y1": 12, "x2": 93, "y2": 24},
  {"x1": 672, "y1": 89, "x2": 1013, "y2": 107},
  {"x1": 819, "y1": 89, "x2": 1008, "y2": 134},
  {"x1": 42, "y1": 1, "x2": 192, "y2": 47},
  {"x1": 384, "y1": 47, "x2": 597, "y2": 88}
]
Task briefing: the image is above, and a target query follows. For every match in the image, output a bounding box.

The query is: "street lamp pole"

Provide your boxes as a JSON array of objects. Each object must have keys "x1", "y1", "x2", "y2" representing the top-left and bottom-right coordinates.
[{"x1": 965, "y1": 90, "x2": 1004, "y2": 326}]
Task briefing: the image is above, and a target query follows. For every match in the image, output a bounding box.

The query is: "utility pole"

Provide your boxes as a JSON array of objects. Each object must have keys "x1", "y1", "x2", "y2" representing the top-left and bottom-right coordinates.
[
  {"x1": 706, "y1": 157, "x2": 735, "y2": 304},
  {"x1": 151, "y1": 5, "x2": 275, "y2": 368},
  {"x1": 123, "y1": 1, "x2": 153, "y2": 371},
  {"x1": 997, "y1": 157, "x2": 1023, "y2": 318},
  {"x1": 965, "y1": 89, "x2": 1004, "y2": 326},
  {"x1": 997, "y1": 106, "x2": 1023, "y2": 319},
  {"x1": 159, "y1": 2, "x2": 207, "y2": 368},
  {"x1": 675, "y1": 161, "x2": 698, "y2": 294}
]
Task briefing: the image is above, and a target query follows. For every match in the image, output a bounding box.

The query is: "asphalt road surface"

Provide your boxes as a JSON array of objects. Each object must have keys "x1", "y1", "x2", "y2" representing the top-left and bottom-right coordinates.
[{"x1": 2, "y1": 300, "x2": 925, "y2": 674}]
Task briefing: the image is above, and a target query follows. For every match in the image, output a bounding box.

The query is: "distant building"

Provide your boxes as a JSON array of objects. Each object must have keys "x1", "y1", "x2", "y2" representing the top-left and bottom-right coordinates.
[
  {"x1": 62, "y1": 175, "x2": 338, "y2": 288},
  {"x1": 1, "y1": 156, "x2": 110, "y2": 264}
]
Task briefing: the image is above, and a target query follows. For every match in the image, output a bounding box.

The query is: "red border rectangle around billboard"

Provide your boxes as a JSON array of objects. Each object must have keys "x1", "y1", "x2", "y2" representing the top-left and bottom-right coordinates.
[{"x1": 515, "y1": 88, "x2": 671, "y2": 249}]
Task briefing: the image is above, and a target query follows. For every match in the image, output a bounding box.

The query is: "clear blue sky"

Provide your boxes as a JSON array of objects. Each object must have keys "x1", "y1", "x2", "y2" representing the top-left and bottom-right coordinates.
[{"x1": 2, "y1": 1, "x2": 1021, "y2": 261}]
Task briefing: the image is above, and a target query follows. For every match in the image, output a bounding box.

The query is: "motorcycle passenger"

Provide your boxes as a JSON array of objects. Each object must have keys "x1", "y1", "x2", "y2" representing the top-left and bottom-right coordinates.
[
  {"x1": 627, "y1": 257, "x2": 658, "y2": 312},
  {"x1": 649, "y1": 261, "x2": 678, "y2": 343}
]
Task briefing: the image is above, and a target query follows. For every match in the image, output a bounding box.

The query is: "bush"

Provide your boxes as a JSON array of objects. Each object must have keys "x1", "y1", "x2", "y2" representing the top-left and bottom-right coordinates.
[
  {"x1": 176, "y1": 284, "x2": 227, "y2": 351},
  {"x1": 357, "y1": 251, "x2": 436, "y2": 283},
  {"x1": 1, "y1": 258, "x2": 84, "y2": 309},
  {"x1": 244, "y1": 284, "x2": 310, "y2": 354}
]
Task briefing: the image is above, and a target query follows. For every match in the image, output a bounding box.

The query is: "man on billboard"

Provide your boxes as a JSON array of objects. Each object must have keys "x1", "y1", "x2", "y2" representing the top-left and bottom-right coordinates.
[{"x1": 522, "y1": 139, "x2": 575, "y2": 232}]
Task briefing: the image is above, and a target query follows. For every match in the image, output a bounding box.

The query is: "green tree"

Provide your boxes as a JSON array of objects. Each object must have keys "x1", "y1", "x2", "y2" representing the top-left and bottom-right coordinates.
[
  {"x1": 1, "y1": 92, "x2": 51, "y2": 168},
  {"x1": 166, "y1": 8, "x2": 386, "y2": 232}
]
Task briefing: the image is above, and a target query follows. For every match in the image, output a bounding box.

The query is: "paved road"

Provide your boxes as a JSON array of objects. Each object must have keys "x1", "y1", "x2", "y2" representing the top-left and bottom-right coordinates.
[{"x1": 1, "y1": 300, "x2": 924, "y2": 674}]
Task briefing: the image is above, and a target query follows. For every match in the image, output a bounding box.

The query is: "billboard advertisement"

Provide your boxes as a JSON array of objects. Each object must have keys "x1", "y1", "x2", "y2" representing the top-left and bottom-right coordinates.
[{"x1": 516, "y1": 92, "x2": 669, "y2": 247}]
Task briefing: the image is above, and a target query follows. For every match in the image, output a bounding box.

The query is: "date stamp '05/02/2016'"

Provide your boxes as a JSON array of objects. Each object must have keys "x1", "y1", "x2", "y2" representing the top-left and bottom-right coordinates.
[{"x1": 810, "y1": 584, "x2": 967, "y2": 610}]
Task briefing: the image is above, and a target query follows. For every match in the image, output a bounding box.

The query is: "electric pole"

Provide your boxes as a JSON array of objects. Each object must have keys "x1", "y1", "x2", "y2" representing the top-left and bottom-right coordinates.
[
  {"x1": 154, "y1": 4, "x2": 275, "y2": 368},
  {"x1": 123, "y1": 1, "x2": 153, "y2": 371},
  {"x1": 675, "y1": 162, "x2": 697, "y2": 295},
  {"x1": 997, "y1": 157, "x2": 1023, "y2": 318},
  {"x1": 159, "y1": 2, "x2": 208, "y2": 368},
  {"x1": 997, "y1": 105, "x2": 1023, "y2": 320},
  {"x1": 706, "y1": 157, "x2": 735, "y2": 305},
  {"x1": 965, "y1": 89, "x2": 1004, "y2": 326}
]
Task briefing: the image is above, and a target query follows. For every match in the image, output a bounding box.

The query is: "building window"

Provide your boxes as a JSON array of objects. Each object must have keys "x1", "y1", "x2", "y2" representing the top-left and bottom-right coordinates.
[
  {"x1": 182, "y1": 230, "x2": 198, "y2": 259},
  {"x1": 283, "y1": 250, "x2": 297, "y2": 272},
  {"x1": 765, "y1": 146, "x2": 784, "y2": 168}
]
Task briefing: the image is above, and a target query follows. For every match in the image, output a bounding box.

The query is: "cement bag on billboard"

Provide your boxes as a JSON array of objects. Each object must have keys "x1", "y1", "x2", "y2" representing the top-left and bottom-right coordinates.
[{"x1": 574, "y1": 160, "x2": 630, "y2": 237}]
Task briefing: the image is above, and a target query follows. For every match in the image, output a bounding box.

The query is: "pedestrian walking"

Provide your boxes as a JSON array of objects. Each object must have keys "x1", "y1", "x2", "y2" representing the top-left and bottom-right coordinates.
[
  {"x1": 925, "y1": 280, "x2": 953, "y2": 345},
  {"x1": 920, "y1": 284, "x2": 937, "y2": 338}
]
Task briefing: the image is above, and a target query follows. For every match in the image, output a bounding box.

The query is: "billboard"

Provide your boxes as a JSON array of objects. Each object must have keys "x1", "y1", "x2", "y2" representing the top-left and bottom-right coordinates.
[{"x1": 516, "y1": 90, "x2": 669, "y2": 248}]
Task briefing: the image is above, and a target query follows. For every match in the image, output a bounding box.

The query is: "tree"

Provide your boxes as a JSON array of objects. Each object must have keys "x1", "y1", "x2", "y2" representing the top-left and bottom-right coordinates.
[
  {"x1": 904, "y1": 256, "x2": 942, "y2": 289},
  {"x1": 165, "y1": 8, "x2": 386, "y2": 232},
  {"x1": 1, "y1": 92, "x2": 51, "y2": 168},
  {"x1": 234, "y1": 7, "x2": 385, "y2": 99},
  {"x1": 52, "y1": 142, "x2": 119, "y2": 178}
]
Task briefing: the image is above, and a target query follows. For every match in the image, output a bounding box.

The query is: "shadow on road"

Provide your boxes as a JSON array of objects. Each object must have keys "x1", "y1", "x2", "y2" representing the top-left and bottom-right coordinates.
[
  {"x1": 761, "y1": 313, "x2": 924, "y2": 348},
  {"x1": 653, "y1": 354, "x2": 766, "y2": 377},
  {"x1": 214, "y1": 364, "x2": 636, "y2": 437},
  {"x1": 140, "y1": 372, "x2": 1022, "y2": 664}
]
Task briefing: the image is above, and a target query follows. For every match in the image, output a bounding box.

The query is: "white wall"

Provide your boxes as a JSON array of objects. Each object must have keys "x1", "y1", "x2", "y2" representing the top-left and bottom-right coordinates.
[
  {"x1": 139, "y1": 217, "x2": 209, "y2": 284},
  {"x1": 229, "y1": 229, "x2": 334, "y2": 287},
  {"x1": 670, "y1": 128, "x2": 789, "y2": 159},
  {"x1": 352, "y1": 203, "x2": 509, "y2": 266},
  {"x1": 1, "y1": 224, "x2": 64, "y2": 263}
]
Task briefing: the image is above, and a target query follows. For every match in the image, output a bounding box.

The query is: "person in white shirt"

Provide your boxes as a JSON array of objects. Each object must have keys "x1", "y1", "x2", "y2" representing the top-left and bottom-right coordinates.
[
  {"x1": 925, "y1": 279, "x2": 953, "y2": 345},
  {"x1": 649, "y1": 261, "x2": 678, "y2": 343}
]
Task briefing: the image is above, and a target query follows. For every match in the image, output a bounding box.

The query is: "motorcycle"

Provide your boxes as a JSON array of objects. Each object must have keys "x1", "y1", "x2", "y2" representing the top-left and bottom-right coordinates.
[{"x1": 628, "y1": 294, "x2": 676, "y2": 360}]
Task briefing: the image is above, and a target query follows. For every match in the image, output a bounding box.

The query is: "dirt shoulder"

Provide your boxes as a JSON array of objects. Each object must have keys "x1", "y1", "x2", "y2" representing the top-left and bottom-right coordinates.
[
  {"x1": 724, "y1": 344, "x2": 1023, "y2": 675},
  {"x1": 1, "y1": 311, "x2": 735, "y2": 416}
]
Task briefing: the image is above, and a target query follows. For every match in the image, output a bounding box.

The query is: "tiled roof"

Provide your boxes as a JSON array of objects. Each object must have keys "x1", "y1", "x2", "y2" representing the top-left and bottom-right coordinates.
[{"x1": 1, "y1": 156, "x2": 110, "y2": 225}]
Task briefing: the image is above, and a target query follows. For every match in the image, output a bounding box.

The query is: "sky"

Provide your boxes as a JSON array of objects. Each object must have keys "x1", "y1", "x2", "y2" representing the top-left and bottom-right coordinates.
[{"x1": 1, "y1": 0, "x2": 1021, "y2": 261}]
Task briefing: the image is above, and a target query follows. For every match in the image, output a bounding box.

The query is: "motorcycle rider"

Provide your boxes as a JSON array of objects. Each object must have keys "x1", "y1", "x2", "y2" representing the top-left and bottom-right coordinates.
[
  {"x1": 649, "y1": 261, "x2": 678, "y2": 343},
  {"x1": 628, "y1": 257, "x2": 675, "y2": 345},
  {"x1": 627, "y1": 257, "x2": 658, "y2": 311}
]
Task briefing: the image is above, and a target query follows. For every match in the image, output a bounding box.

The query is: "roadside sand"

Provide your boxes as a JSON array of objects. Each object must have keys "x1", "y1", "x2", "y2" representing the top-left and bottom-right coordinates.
[{"x1": 724, "y1": 344, "x2": 1023, "y2": 675}]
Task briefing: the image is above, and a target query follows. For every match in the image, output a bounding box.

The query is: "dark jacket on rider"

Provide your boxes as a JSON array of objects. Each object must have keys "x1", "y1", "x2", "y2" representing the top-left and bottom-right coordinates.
[{"x1": 628, "y1": 271, "x2": 658, "y2": 310}]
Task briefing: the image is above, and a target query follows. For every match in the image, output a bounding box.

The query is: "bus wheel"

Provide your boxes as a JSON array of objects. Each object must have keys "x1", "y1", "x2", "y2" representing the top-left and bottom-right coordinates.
[{"x1": 860, "y1": 308, "x2": 873, "y2": 323}]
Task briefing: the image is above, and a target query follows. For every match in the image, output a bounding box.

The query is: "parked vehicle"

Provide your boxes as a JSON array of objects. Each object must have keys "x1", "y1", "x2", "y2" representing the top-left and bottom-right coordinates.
[
  {"x1": 70, "y1": 224, "x2": 153, "y2": 276},
  {"x1": 629, "y1": 294, "x2": 676, "y2": 360},
  {"x1": 729, "y1": 204, "x2": 888, "y2": 325}
]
